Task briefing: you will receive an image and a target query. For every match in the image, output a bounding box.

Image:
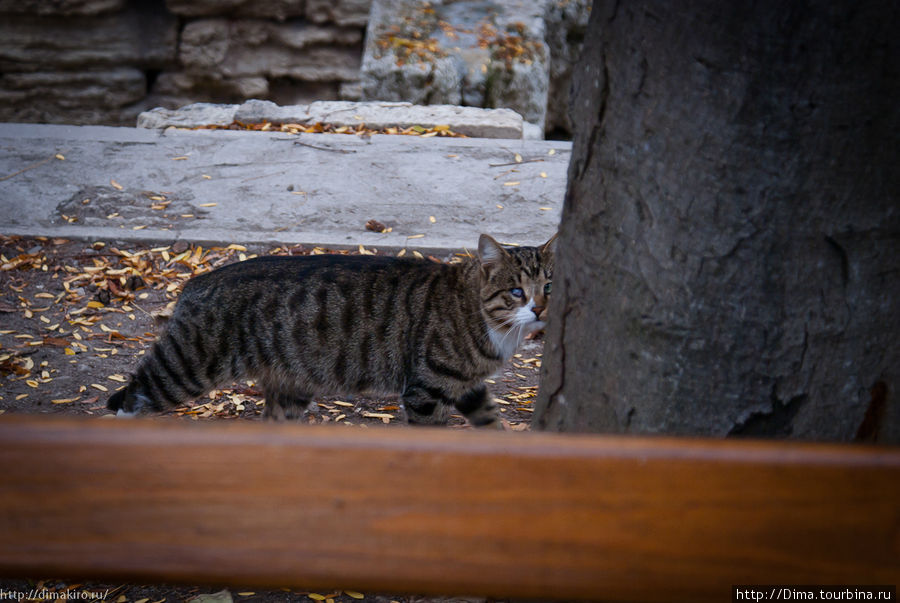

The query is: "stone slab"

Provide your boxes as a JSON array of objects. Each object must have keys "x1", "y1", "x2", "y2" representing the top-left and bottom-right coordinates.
[
  {"x1": 138, "y1": 100, "x2": 525, "y2": 139},
  {"x1": 137, "y1": 103, "x2": 241, "y2": 129},
  {"x1": 0, "y1": 123, "x2": 570, "y2": 252}
]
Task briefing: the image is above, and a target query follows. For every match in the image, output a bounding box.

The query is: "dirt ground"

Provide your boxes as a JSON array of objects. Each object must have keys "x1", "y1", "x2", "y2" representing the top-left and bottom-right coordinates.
[{"x1": 0, "y1": 234, "x2": 543, "y2": 603}]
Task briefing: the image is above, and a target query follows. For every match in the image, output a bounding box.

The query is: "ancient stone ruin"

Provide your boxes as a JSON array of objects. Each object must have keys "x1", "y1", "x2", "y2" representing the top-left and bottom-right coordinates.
[{"x1": 0, "y1": 0, "x2": 589, "y2": 137}]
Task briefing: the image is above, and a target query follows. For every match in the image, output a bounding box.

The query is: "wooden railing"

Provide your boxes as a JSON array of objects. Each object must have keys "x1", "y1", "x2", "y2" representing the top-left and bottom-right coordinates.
[{"x1": 0, "y1": 415, "x2": 898, "y2": 602}]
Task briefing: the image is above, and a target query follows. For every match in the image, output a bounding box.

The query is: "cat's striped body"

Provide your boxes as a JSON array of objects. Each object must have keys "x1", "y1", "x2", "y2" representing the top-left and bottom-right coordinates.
[{"x1": 108, "y1": 235, "x2": 554, "y2": 427}]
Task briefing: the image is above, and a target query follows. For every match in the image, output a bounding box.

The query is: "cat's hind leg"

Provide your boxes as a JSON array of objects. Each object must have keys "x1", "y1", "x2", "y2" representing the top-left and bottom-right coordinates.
[
  {"x1": 401, "y1": 383, "x2": 451, "y2": 425},
  {"x1": 261, "y1": 379, "x2": 312, "y2": 421}
]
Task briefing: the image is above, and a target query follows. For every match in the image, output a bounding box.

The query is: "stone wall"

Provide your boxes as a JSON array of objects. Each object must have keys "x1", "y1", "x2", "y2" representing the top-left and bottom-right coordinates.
[
  {"x1": 0, "y1": 0, "x2": 586, "y2": 136},
  {"x1": 360, "y1": 0, "x2": 590, "y2": 137},
  {"x1": 0, "y1": 0, "x2": 371, "y2": 126}
]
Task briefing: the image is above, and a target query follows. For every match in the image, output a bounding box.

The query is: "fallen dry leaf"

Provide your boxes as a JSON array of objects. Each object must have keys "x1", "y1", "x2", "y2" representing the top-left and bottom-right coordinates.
[{"x1": 365, "y1": 219, "x2": 387, "y2": 233}]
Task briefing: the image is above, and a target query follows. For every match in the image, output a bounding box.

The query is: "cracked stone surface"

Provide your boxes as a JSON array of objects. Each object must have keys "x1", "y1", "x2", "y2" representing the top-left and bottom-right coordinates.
[{"x1": 0, "y1": 123, "x2": 569, "y2": 252}]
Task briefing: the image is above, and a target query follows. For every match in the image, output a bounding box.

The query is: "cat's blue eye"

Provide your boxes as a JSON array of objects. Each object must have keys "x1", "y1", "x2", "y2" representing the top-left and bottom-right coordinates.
[
  {"x1": 510, "y1": 287, "x2": 525, "y2": 298},
  {"x1": 544, "y1": 282, "x2": 552, "y2": 295}
]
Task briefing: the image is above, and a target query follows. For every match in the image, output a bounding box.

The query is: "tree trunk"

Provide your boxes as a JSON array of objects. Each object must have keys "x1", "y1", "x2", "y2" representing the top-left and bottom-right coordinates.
[{"x1": 533, "y1": 0, "x2": 900, "y2": 442}]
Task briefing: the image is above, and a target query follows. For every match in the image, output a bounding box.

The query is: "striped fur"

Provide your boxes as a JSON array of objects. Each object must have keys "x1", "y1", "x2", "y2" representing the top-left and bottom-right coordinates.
[{"x1": 107, "y1": 234, "x2": 554, "y2": 428}]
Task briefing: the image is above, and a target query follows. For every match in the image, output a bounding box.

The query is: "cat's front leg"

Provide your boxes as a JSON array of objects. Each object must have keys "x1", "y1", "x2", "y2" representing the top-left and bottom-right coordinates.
[{"x1": 452, "y1": 385, "x2": 503, "y2": 429}]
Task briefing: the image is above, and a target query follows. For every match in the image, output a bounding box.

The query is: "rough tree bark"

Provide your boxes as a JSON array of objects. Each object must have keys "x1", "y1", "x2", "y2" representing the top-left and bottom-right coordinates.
[{"x1": 533, "y1": 1, "x2": 900, "y2": 442}]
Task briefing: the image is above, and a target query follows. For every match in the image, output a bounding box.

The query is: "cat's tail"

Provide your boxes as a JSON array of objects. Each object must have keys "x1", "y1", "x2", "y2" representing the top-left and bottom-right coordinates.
[{"x1": 106, "y1": 330, "x2": 210, "y2": 415}]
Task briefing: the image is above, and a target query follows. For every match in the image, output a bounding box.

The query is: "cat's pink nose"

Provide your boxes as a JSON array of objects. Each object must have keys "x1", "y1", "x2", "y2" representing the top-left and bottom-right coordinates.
[{"x1": 532, "y1": 305, "x2": 545, "y2": 319}]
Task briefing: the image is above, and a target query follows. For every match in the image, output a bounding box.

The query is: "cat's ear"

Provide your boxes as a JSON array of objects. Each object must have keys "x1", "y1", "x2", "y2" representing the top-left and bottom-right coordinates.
[
  {"x1": 540, "y1": 232, "x2": 559, "y2": 255},
  {"x1": 478, "y1": 234, "x2": 509, "y2": 266}
]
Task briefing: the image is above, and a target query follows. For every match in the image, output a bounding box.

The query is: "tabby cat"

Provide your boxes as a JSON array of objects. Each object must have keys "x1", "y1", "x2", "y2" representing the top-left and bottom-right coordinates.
[{"x1": 107, "y1": 234, "x2": 555, "y2": 428}]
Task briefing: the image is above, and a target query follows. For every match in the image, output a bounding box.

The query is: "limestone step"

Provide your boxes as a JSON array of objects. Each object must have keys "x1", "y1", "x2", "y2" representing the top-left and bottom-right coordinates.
[{"x1": 0, "y1": 123, "x2": 570, "y2": 251}]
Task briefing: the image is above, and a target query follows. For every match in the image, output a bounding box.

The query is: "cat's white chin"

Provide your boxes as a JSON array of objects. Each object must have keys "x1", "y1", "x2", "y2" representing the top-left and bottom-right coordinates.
[
  {"x1": 488, "y1": 326, "x2": 519, "y2": 360},
  {"x1": 488, "y1": 320, "x2": 543, "y2": 360}
]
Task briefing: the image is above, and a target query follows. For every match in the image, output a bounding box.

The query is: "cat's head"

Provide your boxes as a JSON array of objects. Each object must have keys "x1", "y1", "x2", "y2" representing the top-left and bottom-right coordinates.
[{"x1": 477, "y1": 233, "x2": 556, "y2": 358}]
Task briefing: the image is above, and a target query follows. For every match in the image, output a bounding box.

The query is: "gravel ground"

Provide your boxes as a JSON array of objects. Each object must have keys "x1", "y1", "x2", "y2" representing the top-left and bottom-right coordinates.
[{"x1": 0, "y1": 234, "x2": 544, "y2": 603}]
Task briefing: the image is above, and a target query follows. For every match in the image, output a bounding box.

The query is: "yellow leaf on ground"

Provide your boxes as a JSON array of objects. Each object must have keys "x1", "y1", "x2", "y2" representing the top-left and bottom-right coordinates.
[{"x1": 362, "y1": 412, "x2": 394, "y2": 420}]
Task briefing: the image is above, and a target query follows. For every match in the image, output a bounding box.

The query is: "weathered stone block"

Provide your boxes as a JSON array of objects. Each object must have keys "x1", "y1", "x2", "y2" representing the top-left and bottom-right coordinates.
[
  {"x1": 0, "y1": 68, "x2": 150, "y2": 125},
  {"x1": 0, "y1": 68, "x2": 145, "y2": 109},
  {"x1": 136, "y1": 103, "x2": 240, "y2": 129},
  {"x1": 232, "y1": 99, "x2": 307, "y2": 123},
  {"x1": 180, "y1": 19, "x2": 362, "y2": 81},
  {"x1": 0, "y1": 0, "x2": 123, "y2": 15},
  {"x1": 138, "y1": 99, "x2": 524, "y2": 139},
  {"x1": 165, "y1": 0, "x2": 305, "y2": 20},
  {"x1": 306, "y1": 100, "x2": 524, "y2": 138},
  {"x1": 0, "y1": 2, "x2": 177, "y2": 71},
  {"x1": 306, "y1": 0, "x2": 371, "y2": 26},
  {"x1": 361, "y1": 0, "x2": 550, "y2": 130}
]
